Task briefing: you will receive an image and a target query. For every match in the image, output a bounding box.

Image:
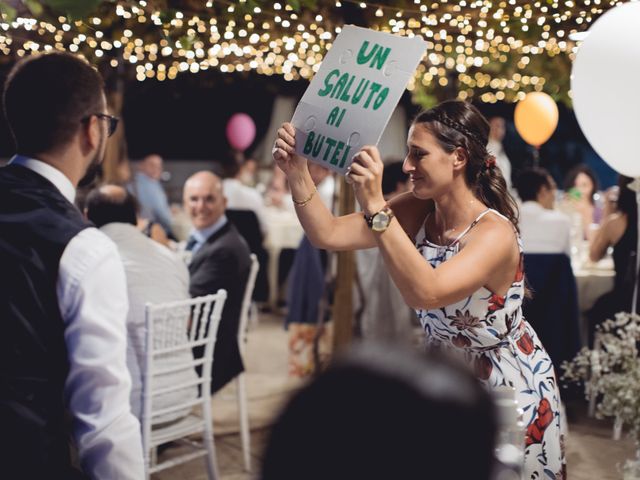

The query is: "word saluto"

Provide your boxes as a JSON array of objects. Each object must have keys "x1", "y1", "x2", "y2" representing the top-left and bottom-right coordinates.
[{"x1": 303, "y1": 40, "x2": 393, "y2": 169}]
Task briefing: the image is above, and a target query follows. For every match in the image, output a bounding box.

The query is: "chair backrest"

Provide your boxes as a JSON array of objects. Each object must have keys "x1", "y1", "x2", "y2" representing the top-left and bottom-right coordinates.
[
  {"x1": 238, "y1": 254, "x2": 260, "y2": 354},
  {"x1": 141, "y1": 290, "x2": 227, "y2": 451},
  {"x1": 227, "y1": 209, "x2": 269, "y2": 302},
  {"x1": 522, "y1": 253, "x2": 580, "y2": 369},
  {"x1": 226, "y1": 209, "x2": 264, "y2": 253}
]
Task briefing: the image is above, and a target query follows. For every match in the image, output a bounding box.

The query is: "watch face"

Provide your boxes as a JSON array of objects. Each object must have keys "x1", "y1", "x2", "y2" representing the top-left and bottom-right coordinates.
[{"x1": 372, "y1": 211, "x2": 390, "y2": 232}]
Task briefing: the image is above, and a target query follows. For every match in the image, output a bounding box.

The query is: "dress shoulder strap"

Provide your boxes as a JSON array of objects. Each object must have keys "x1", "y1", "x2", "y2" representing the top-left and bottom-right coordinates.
[
  {"x1": 450, "y1": 208, "x2": 493, "y2": 246},
  {"x1": 450, "y1": 208, "x2": 522, "y2": 252}
]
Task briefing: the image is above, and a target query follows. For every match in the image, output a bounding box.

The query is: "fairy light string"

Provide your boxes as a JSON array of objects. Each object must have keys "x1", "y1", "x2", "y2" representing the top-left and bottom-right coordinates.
[{"x1": 0, "y1": 0, "x2": 628, "y2": 103}]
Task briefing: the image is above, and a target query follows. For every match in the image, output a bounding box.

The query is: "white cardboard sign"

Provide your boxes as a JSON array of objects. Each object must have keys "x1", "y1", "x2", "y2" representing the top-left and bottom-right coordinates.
[{"x1": 291, "y1": 25, "x2": 427, "y2": 175}]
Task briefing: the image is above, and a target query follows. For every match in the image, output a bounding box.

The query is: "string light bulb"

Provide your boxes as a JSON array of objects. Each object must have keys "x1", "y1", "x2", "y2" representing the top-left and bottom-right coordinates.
[{"x1": 0, "y1": 0, "x2": 604, "y2": 101}]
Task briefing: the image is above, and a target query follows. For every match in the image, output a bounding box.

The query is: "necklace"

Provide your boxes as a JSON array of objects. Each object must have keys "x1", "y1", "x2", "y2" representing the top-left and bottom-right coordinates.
[
  {"x1": 431, "y1": 200, "x2": 481, "y2": 245},
  {"x1": 437, "y1": 224, "x2": 462, "y2": 246},
  {"x1": 429, "y1": 214, "x2": 463, "y2": 246}
]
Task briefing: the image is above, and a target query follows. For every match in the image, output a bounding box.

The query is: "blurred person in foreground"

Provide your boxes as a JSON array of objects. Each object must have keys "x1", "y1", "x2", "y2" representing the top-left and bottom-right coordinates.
[
  {"x1": 515, "y1": 167, "x2": 571, "y2": 256},
  {"x1": 183, "y1": 171, "x2": 251, "y2": 393},
  {"x1": 85, "y1": 185, "x2": 198, "y2": 425},
  {"x1": 0, "y1": 52, "x2": 143, "y2": 478},
  {"x1": 261, "y1": 343, "x2": 497, "y2": 480}
]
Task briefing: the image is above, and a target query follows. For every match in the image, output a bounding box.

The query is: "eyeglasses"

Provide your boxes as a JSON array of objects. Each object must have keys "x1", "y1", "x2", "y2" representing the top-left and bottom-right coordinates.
[{"x1": 83, "y1": 113, "x2": 119, "y2": 137}]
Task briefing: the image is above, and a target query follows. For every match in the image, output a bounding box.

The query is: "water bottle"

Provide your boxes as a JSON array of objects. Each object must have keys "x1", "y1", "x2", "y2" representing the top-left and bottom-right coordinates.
[{"x1": 493, "y1": 386, "x2": 526, "y2": 480}]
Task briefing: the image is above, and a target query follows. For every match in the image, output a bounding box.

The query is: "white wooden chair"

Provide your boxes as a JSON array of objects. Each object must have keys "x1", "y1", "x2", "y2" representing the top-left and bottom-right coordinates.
[
  {"x1": 142, "y1": 290, "x2": 227, "y2": 480},
  {"x1": 235, "y1": 253, "x2": 260, "y2": 472}
]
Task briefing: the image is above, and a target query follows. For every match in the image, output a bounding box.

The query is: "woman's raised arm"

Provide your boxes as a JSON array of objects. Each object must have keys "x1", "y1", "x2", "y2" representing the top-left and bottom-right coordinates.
[{"x1": 273, "y1": 122, "x2": 429, "y2": 251}]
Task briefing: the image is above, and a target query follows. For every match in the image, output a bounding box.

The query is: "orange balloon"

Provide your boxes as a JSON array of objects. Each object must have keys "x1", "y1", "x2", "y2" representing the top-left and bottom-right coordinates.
[{"x1": 514, "y1": 92, "x2": 559, "y2": 147}]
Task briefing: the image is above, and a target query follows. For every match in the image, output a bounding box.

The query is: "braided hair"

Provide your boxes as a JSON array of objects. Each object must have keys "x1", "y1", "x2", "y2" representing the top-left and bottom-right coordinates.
[{"x1": 413, "y1": 101, "x2": 519, "y2": 230}]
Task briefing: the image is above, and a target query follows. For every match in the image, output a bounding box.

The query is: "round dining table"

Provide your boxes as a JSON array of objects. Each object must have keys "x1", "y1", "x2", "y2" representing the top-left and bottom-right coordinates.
[
  {"x1": 572, "y1": 255, "x2": 615, "y2": 346},
  {"x1": 263, "y1": 206, "x2": 304, "y2": 310}
]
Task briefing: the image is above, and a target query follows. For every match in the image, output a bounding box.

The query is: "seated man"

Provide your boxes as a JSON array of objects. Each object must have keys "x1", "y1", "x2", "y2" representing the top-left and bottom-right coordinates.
[
  {"x1": 128, "y1": 153, "x2": 175, "y2": 238},
  {"x1": 85, "y1": 185, "x2": 197, "y2": 424},
  {"x1": 183, "y1": 171, "x2": 252, "y2": 393},
  {"x1": 515, "y1": 167, "x2": 572, "y2": 255}
]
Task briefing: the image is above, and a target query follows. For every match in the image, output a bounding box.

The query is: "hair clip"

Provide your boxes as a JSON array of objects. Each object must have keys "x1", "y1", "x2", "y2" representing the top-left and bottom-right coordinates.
[{"x1": 484, "y1": 155, "x2": 497, "y2": 169}]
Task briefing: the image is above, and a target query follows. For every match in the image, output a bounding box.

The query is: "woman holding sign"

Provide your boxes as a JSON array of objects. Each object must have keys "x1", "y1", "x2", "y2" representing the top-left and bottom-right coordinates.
[{"x1": 273, "y1": 100, "x2": 565, "y2": 479}]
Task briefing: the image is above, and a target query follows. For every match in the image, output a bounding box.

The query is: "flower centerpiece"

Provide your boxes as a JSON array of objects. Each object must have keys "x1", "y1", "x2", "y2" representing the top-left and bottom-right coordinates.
[{"x1": 562, "y1": 311, "x2": 640, "y2": 478}]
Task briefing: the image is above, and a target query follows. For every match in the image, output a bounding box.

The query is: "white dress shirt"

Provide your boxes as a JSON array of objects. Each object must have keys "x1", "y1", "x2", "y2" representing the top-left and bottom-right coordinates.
[
  {"x1": 10, "y1": 156, "x2": 144, "y2": 479},
  {"x1": 223, "y1": 178, "x2": 268, "y2": 234},
  {"x1": 101, "y1": 223, "x2": 197, "y2": 424},
  {"x1": 519, "y1": 200, "x2": 572, "y2": 255},
  {"x1": 187, "y1": 214, "x2": 228, "y2": 256}
]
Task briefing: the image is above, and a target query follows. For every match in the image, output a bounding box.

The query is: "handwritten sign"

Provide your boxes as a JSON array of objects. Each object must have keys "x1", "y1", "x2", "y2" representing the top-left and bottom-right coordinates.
[{"x1": 291, "y1": 25, "x2": 427, "y2": 174}]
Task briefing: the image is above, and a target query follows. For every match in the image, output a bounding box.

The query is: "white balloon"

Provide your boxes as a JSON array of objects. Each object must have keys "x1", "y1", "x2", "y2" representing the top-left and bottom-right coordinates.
[{"x1": 571, "y1": 2, "x2": 640, "y2": 178}]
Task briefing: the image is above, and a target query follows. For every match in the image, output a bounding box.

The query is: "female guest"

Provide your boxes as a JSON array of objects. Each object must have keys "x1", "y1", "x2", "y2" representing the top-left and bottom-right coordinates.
[
  {"x1": 563, "y1": 164, "x2": 603, "y2": 238},
  {"x1": 273, "y1": 100, "x2": 565, "y2": 479},
  {"x1": 588, "y1": 176, "x2": 638, "y2": 342}
]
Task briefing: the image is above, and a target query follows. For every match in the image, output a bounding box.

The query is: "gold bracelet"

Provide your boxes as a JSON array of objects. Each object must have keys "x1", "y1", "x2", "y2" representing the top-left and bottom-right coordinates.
[{"x1": 292, "y1": 188, "x2": 316, "y2": 207}]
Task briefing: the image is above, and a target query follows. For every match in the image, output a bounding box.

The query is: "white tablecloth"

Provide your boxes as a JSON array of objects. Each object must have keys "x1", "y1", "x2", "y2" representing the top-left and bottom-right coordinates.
[
  {"x1": 574, "y1": 262, "x2": 615, "y2": 313},
  {"x1": 263, "y1": 207, "x2": 304, "y2": 308},
  {"x1": 264, "y1": 207, "x2": 304, "y2": 251},
  {"x1": 573, "y1": 256, "x2": 615, "y2": 346}
]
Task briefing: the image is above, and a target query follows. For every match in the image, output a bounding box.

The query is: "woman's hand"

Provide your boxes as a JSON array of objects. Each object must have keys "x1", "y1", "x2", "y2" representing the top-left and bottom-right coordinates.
[
  {"x1": 346, "y1": 146, "x2": 386, "y2": 215},
  {"x1": 273, "y1": 122, "x2": 307, "y2": 177}
]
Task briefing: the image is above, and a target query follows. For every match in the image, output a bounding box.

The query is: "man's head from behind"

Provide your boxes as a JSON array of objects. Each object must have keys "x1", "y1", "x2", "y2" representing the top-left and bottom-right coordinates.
[
  {"x1": 3, "y1": 53, "x2": 111, "y2": 187},
  {"x1": 140, "y1": 154, "x2": 163, "y2": 181},
  {"x1": 261, "y1": 343, "x2": 497, "y2": 480},
  {"x1": 516, "y1": 167, "x2": 556, "y2": 209},
  {"x1": 183, "y1": 171, "x2": 227, "y2": 230},
  {"x1": 85, "y1": 185, "x2": 138, "y2": 228}
]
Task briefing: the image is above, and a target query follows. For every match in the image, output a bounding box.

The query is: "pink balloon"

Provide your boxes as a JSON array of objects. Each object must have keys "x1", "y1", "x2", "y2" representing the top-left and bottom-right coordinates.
[{"x1": 226, "y1": 113, "x2": 256, "y2": 151}]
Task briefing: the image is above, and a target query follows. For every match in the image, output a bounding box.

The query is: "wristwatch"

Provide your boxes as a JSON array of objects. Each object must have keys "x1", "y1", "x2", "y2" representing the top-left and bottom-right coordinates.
[{"x1": 365, "y1": 205, "x2": 395, "y2": 233}]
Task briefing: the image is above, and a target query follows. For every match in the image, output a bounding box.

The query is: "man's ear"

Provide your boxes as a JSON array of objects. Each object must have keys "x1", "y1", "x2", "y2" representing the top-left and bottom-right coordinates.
[
  {"x1": 82, "y1": 115, "x2": 101, "y2": 152},
  {"x1": 452, "y1": 147, "x2": 468, "y2": 171}
]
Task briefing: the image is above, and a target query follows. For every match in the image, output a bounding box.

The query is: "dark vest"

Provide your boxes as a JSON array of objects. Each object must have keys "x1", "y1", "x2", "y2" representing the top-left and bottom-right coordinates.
[{"x1": 0, "y1": 164, "x2": 89, "y2": 478}]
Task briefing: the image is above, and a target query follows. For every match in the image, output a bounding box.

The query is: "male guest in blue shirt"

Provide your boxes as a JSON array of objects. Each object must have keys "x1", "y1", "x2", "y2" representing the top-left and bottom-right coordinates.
[
  {"x1": 129, "y1": 153, "x2": 175, "y2": 237},
  {"x1": 183, "y1": 171, "x2": 251, "y2": 393}
]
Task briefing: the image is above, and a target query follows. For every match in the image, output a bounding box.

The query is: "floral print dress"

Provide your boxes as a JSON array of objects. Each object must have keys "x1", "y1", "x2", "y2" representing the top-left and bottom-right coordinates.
[{"x1": 415, "y1": 209, "x2": 566, "y2": 479}]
